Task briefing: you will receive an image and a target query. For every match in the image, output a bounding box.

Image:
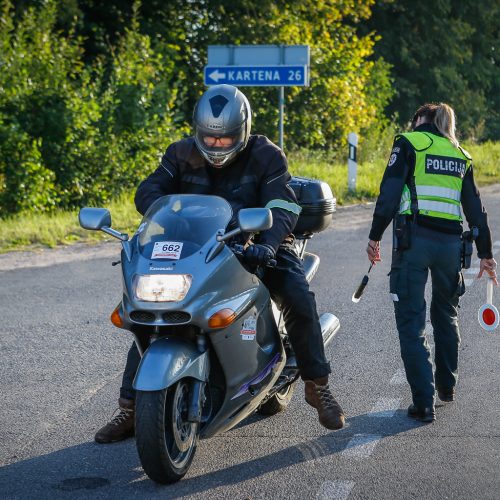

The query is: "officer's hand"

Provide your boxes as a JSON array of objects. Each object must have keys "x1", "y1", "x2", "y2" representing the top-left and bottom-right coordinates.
[
  {"x1": 242, "y1": 243, "x2": 276, "y2": 267},
  {"x1": 478, "y1": 258, "x2": 498, "y2": 285},
  {"x1": 367, "y1": 240, "x2": 381, "y2": 264}
]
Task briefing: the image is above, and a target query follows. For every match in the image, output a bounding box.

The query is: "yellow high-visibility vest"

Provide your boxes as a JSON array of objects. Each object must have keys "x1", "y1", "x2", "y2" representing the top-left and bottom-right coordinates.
[{"x1": 398, "y1": 131, "x2": 471, "y2": 221}]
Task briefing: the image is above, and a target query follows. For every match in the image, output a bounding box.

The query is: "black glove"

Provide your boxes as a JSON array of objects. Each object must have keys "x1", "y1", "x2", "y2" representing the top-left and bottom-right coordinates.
[{"x1": 242, "y1": 243, "x2": 276, "y2": 267}]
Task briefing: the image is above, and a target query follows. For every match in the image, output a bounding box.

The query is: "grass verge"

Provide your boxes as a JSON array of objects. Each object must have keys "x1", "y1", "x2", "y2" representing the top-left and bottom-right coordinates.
[
  {"x1": 0, "y1": 192, "x2": 142, "y2": 253},
  {"x1": 1, "y1": 141, "x2": 499, "y2": 253}
]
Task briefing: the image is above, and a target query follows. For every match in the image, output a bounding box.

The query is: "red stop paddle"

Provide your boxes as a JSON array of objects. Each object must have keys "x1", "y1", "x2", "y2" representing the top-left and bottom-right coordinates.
[{"x1": 478, "y1": 278, "x2": 499, "y2": 332}]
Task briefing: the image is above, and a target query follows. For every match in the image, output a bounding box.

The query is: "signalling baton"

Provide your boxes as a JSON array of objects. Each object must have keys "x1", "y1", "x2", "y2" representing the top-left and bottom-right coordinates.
[
  {"x1": 352, "y1": 262, "x2": 374, "y2": 303},
  {"x1": 478, "y1": 278, "x2": 499, "y2": 332}
]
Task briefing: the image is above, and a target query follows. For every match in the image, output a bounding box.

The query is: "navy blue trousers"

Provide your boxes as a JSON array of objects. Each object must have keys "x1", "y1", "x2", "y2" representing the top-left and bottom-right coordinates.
[{"x1": 390, "y1": 225, "x2": 465, "y2": 408}]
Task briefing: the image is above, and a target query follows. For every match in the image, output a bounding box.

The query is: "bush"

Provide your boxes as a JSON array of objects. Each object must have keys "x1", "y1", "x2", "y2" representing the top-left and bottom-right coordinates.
[{"x1": 0, "y1": 0, "x2": 182, "y2": 216}]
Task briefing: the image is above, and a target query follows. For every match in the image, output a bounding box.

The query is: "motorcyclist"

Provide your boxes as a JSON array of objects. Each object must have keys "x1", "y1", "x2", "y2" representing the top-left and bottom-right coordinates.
[{"x1": 95, "y1": 84, "x2": 345, "y2": 443}]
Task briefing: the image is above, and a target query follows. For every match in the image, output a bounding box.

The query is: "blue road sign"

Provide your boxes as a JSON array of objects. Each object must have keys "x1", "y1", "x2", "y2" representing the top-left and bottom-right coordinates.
[{"x1": 204, "y1": 65, "x2": 308, "y2": 87}]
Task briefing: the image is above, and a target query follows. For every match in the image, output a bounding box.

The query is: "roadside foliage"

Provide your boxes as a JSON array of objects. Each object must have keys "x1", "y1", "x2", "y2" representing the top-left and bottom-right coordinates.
[
  {"x1": 366, "y1": 0, "x2": 499, "y2": 140},
  {"x1": 0, "y1": 0, "x2": 498, "y2": 221},
  {"x1": 0, "y1": 1, "x2": 180, "y2": 215},
  {"x1": 0, "y1": 0, "x2": 392, "y2": 215}
]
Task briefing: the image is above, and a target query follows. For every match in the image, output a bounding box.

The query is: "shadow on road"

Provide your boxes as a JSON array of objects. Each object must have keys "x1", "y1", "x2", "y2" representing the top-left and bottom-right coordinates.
[{"x1": 0, "y1": 410, "x2": 422, "y2": 499}]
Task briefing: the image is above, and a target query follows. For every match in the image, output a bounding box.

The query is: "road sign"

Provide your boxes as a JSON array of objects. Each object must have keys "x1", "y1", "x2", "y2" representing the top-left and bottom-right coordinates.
[
  {"x1": 204, "y1": 65, "x2": 307, "y2": 87},
  {"x1": 205, "y1": 45, "x2": 310, "y2": 148},
  {"x1": 207, "y1": 45, "x2": 309, "y2": 69}
]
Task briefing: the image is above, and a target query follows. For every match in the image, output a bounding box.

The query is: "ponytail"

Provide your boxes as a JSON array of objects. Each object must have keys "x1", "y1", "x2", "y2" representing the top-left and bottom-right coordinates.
[
  {"x1": 411, "y1": 102, "x2": 460, "y2": 148},
  {"x1": 434, "y1": 103, "x2": 459, "y2": 148}
]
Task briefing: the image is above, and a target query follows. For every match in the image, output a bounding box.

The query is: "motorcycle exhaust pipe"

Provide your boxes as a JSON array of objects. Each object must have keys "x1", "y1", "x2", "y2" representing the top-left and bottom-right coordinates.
[{"x1": 320, "y1": 313, "x2": 340, "y2": 348}]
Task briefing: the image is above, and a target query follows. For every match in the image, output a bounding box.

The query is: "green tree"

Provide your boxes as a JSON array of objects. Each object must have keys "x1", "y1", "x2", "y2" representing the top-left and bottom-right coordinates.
[
  {"x1": 14, "y1": 0, "x2": 392, "y2": 150},
  {"x1": 198, "y1": 1, "x2": 393, "y2": 150},
  {"x1": 146, "y1": 0, "x2": 394, "y2": 150},
  {"x1": 0, "y1": 0, "x2": 180, "y2": 214},
  {"x1": 366, "y1": 0, "x2": 499, "y2": 140}
]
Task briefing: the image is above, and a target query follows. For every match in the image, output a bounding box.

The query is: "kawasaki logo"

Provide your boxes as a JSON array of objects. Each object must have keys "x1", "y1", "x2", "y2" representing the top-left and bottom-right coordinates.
[{"x1": 425, "y1": 154, "x2": 466, "y2": 178}]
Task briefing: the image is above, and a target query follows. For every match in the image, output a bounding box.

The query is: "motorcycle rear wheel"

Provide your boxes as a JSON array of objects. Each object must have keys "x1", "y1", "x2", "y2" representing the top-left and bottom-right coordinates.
[
  {"x1": 257, "y1": 382, "x2": 296, "y2": 415},
  {"x1": 135, "y1": 380, "x2": 198, "y2": 484}
]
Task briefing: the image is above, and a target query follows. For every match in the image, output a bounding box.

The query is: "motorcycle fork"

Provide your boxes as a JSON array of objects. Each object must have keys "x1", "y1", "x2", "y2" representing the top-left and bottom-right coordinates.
[{"x1": 187, "y1": 333, "x2": 208, "y2": 423}]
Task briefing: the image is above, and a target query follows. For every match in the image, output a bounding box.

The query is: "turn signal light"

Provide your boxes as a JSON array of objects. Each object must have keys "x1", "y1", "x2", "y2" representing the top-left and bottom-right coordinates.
[
  {"x1": 208, "y1": 308, "x2": 237, "y2": 329},
  {"x1": 110, "y1": 306, "x2": 124, "y2": 329}
]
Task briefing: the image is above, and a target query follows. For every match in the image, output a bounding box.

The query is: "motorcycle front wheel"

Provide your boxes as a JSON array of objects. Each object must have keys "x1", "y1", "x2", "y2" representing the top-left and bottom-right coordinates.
[
  {"x1": 135, "y1": 380, "x2": 198, "y2": 484},
  {"x1": 257, "y1": 382, "x2": 296, "y2": 415}
]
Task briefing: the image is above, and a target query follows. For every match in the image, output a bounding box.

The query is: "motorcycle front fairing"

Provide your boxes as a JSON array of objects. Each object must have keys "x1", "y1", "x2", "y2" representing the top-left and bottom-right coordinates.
[{"x1": 121, "y1": 195, "x2": 284, "y2": 431}]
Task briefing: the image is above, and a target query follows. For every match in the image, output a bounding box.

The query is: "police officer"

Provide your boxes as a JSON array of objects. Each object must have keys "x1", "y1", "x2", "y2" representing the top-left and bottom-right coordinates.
[
  {"x1": 367, "y1": 103, "x2": 497, "y2": 423},
  {"x1": 94, "y1": 85, "x2": 345, "y2": 443}
]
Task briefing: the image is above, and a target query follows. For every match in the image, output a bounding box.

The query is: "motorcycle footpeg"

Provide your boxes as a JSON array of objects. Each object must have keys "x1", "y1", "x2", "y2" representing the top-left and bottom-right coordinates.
[{"x1": 272, "y1": 370, "x2": 300, "y2": 394}]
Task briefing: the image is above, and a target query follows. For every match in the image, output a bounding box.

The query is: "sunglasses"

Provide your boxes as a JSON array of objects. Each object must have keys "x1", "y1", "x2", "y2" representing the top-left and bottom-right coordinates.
[{"x1": 203, "y1": 136, "x2": 234, "y2": 147}]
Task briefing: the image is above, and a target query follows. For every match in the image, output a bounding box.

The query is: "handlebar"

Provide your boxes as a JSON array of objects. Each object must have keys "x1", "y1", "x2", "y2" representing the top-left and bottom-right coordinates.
[{"x1": 230, "y1": 243, "x2": 277, "y2": 268}]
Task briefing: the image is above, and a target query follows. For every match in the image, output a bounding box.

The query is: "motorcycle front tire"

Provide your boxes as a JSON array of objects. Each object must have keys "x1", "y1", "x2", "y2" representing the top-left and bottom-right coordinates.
[
  {"x1": 135, "y1": 380, "x2": 199, "y2": 484},
  {"x1": 257, "y1": 382, "x2": 296, "y2": 416}
]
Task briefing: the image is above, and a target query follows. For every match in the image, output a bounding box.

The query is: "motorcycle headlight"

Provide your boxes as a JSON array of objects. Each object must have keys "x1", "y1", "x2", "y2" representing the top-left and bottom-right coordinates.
[{"x1": 134, "y1": 274, "x2": 192, "y2": 302}]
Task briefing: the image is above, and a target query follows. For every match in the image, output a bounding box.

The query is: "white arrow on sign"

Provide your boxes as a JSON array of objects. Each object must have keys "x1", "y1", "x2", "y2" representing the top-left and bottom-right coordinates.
[{"x1": 208, "y1": 69, "x2": 226, "y2": 82}]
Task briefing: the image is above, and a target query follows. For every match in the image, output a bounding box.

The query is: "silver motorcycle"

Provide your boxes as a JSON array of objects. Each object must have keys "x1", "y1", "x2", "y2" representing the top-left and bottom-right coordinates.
[{"x1": 79, "y1": 184, "x2": 339, "y2": 484}]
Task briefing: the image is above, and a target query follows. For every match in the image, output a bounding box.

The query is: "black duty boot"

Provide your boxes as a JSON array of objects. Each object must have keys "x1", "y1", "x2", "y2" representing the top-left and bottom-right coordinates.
[
  {"x1": 407, "y1": 404, "x2": 435, "y2": 423},
  {"x1": 304, "y1": 376, "x2": 345, "y2": 430},
  {"x1": 94, "y1": 398, "x2": 135, "y2": 444},
  {"x1": 437, "y1": 387, "x2": 455, "y2": 402}
]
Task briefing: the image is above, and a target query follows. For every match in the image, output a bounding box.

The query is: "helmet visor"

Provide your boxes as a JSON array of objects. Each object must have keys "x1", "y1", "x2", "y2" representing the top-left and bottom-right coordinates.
[
  {"x1": 194, "y1": 123, "x2": 246, "y2": 165},
  {"x1": 202, "y1": 136, "x2": 236, "y2": 148}
]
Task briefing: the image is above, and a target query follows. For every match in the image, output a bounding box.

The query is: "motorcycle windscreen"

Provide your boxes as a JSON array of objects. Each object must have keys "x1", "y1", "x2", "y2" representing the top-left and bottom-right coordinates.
[{"x1": 137, "y1": 194, "x2": 233, "y2": 260}]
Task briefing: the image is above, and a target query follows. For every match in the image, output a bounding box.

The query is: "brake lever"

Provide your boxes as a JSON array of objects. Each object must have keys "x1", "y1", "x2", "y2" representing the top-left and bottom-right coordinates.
[{"x1": 230, "y1": 243, "x2": 245, "y2": 257}]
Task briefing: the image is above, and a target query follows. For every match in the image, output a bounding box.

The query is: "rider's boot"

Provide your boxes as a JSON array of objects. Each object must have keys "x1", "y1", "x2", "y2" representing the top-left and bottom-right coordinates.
[
  {"x1": 304, "y1": 376, "x2": 345, "y2": 430},
  {"x1": 94, "y1": 397, "x2": 135, "y2": 443}
]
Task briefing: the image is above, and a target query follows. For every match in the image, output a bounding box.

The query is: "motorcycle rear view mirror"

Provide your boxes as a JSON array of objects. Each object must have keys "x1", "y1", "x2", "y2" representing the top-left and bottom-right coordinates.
[
  {"x1": 238, "y1": 208, "x2": 273, "y2": 232},
  {"x1": 216, "y1": 208, "x2": 273, "y2": 244},
  {"x1": 79, "y1": 207, "x2": 129, "y2": 242},
  {"x1": 79, "y1": 207, "x2": 111, "y2": 230}
]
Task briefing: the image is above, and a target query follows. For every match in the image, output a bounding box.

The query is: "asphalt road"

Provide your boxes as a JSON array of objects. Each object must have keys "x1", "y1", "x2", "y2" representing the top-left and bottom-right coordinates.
[{"x1": 1, "y1": 184, "x2": 499, "y2": 499}]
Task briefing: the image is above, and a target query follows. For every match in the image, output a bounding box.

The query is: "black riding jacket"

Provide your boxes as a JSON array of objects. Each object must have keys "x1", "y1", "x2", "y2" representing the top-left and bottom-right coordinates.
[
  {"x1": 135, "y1": 135, "x2": 300, "y2": 251},
  {"x1": 369, "y1": 123, "x2": 493, "y2": 259}
]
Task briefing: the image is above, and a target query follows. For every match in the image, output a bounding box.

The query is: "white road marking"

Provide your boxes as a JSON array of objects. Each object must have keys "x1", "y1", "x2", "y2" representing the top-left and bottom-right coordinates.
[
  {"x1": 369, "y1": 398, "x2": 402, "y2": 417},
  {"x1": 297, "y1": 440, "x2": 329, "y2": 462},
  {"x1": 464, "y1": 278, "x2": 474, "y2": 287},
  {"x1": 342, "y1": 434, "x2": 382, "y2": 459},
  {"x1": 493, "y1": 241, "x2": 500, "y2": 247},
  {"x1": 317, "y1": 480, "x2": 355, "y2": 500},
  {"x1": 390, "y1": 368, "x2": 407, "y2": 385}
]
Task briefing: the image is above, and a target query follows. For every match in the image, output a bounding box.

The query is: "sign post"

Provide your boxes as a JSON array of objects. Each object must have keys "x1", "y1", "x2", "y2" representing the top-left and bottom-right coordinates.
[
  {"x1": 348, "y1": 132, "x2": 358, "y2": 192},
  {"x1": 279, "y1": 86, "x2": 284, "y2": 149},
  {"x1": 205, "y1": 45, "x2": 310, "y2": 150}
]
